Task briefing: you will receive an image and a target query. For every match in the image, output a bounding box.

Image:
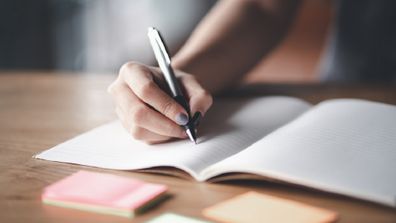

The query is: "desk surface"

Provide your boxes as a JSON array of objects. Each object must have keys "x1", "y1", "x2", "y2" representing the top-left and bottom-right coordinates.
[{"x1": 1, "y1": 72, "x2": 395, "y2": 223}]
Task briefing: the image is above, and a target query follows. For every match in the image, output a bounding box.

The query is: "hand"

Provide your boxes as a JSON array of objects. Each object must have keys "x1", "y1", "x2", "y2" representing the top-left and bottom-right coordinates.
[{"x1": 108, "y1": 62, "x2": 213, "y2": 144}]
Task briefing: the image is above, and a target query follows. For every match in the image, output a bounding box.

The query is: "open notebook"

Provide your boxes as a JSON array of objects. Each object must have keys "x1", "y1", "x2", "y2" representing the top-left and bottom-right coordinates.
[{"x1": 35, "y1": 96, "x2": 396, "y2": 207}]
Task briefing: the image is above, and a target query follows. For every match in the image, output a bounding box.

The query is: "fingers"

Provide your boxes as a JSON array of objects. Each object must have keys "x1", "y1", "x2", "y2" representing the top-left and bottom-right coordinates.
[
  {"x1": 116, "y1": 107, "x2": 172, "y2": 144},
  {"x1": 108, "y1": 61, "x2": 212, "y2": 144},
  {"x1": 180, "y1": 75, "x2": 213, "y2": 117},
  {"x1": 110, "y1": 82, "x2": 186, "y2": 138},
  {"x1": 120, "y1": 62, "x2": 190, "y2": 125}
]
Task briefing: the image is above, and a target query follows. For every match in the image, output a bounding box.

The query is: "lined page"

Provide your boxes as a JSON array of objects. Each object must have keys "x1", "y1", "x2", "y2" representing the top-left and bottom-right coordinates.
[
  {"x1": 35, "y1": 97, "x2": 311, "y2": 179},
  {"x1": 202, "y1": 99, "x2": 396, "y2": 207}
]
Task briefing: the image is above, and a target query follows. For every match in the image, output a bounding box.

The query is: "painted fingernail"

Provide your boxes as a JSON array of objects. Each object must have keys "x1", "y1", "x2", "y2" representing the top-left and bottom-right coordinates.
[{"x1": 175, "y1": 113, "x2": 189, "y2": 125}]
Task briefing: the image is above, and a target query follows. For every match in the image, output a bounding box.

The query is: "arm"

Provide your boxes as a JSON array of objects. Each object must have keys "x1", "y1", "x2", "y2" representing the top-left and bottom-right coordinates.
[
  {"x1": 108, "y1": 0, "x2": 301, "y2": 144},
  {"x1": 173, "y1": 0, "x2": 301, "y2": 93}
]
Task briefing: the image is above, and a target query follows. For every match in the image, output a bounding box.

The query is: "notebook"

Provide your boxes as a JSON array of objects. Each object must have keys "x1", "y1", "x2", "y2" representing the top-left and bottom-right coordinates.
[
  {"x1": 42, "y1": 170, "x2": 167, "y2": 218},
  {"x1": 35, "y1": 96, "x2": 396, "y2": 207},
  {"x1": 203, "y1": 191, "x2": 338, "y2": 223}
]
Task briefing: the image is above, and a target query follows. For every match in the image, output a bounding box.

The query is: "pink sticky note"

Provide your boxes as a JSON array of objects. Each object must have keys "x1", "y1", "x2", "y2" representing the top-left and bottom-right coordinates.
[{"x1": 42, "y1": 171, "x2": 168, "y2": 218}]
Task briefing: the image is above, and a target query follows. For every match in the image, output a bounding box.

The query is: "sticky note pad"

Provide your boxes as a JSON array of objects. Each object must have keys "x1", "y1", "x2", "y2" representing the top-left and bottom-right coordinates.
[
  {"x1": 146, "y1": 213, "x2": 212, "y2": 223},
  {"x1": 203, "y1": 191, "x2": 338, "y2": 223},
  {"x1": 42, "y1": 171, "x2": 167, "y2": 218}
]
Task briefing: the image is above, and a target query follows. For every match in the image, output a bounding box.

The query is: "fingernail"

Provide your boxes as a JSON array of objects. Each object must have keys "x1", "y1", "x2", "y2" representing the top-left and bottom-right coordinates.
[{"x1": 175, "y1": 113, "x2": 189, "y2": 125}]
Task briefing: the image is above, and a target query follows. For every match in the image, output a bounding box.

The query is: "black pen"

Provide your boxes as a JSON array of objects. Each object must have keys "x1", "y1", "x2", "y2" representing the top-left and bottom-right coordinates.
[{"x1": 147, "y1": 27, "x2": 197, "y2": 144}]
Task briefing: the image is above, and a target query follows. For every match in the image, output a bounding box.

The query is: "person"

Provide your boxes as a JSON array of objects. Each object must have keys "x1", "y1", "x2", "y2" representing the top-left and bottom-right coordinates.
[{"x1": 107, "y1": 0, "x2": 396, "y2": 144}]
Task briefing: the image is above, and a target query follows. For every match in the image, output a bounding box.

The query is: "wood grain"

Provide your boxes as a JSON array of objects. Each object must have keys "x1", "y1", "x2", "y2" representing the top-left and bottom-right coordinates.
[{"x1": 0, "y1": 72, "x2": 395, "y2": 223}]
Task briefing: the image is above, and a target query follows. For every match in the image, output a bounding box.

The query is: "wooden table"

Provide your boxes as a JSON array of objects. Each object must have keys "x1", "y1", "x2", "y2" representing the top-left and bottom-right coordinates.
[{"x1": 1, "y1": 72, "x2": 395, "y2": 223}]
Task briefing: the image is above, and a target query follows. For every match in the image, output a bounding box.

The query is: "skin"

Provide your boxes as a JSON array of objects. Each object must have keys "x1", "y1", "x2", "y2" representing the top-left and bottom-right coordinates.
[{"x1": 108, "y1": 0, "x2": 301, "y2": 144}]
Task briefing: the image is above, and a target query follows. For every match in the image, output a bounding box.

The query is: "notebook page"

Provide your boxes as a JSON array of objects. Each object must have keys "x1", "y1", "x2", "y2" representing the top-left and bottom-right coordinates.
[
  {"x1": 202, "y1": 99, "x2": 396, "y2": 206},
  {"x1": 35, "y1": 97, "x2": 311, "y2": 179}
]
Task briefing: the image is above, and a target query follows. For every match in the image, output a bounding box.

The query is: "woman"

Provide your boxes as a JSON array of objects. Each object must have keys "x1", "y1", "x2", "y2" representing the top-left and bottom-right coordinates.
[{"x1": 108, "y1": 0, "x2": 396, "y2": 144}]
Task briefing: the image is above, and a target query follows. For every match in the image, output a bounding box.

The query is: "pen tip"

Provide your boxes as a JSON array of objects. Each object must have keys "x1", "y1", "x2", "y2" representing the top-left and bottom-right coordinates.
[{"x1": 186, "y1": 128, "x2": 197, "y2": 145}]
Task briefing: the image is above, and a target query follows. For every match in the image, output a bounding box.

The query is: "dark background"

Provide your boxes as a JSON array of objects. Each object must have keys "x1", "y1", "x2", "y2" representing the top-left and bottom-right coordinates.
[{"x1": 0, "y1": 0, "x2": 331, "y2": 83}]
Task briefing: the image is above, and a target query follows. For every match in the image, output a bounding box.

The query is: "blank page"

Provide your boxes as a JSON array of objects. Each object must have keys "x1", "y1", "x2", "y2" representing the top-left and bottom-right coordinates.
[
  {"x1": 202, "y1": 99, "x2": 396, "y2": 207},
  {"x1": 35, "y1": 97, "x2": 311, "y2": 180}
]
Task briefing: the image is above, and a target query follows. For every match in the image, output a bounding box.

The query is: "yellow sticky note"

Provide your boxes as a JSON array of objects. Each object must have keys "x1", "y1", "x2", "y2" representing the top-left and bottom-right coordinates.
[{"x1": 203, "y1": 191, "x2": 338, "y2": 223}]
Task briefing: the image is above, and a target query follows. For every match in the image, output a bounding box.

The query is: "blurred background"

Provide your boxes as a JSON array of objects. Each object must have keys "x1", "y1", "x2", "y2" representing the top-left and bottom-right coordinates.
[{"x1": 0, "y1": 0, "x2": 332, "y2": 83}]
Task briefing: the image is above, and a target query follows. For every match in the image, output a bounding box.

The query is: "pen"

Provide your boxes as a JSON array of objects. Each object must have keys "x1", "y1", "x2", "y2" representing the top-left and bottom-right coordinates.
[{"x1": 147, "y1": 27, "x2": 197, "y2": 144}]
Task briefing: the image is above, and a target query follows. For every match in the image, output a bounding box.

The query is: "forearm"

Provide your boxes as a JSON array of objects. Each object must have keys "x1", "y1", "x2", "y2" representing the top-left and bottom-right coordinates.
[{"x1": 173, "y1": 0, "x2": 301, "y2": 93}]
